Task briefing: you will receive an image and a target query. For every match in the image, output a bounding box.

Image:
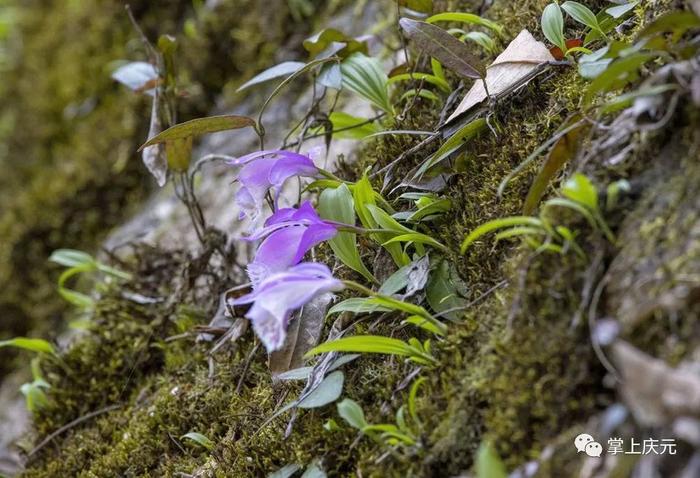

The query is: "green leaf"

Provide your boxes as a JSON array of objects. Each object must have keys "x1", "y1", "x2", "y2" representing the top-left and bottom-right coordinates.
[
  {"x1": 606, "y1": 1, "x2": 638, "y2": 19},
  {"x1": 584, "y1": 52, "x2": 655, "y2": 104},
  {"x1": 561, "y1": 173, "x2": 598, "y2": 211},
  {"x1": 276, "y1": 355, "x2": 360, "y2": 381},
  {"x1": 164, "y1": 136, "x2": 193, "y2": 171},
  {"x1": 328, "y1": 297, "x2": 392, "y2": 315},
  {"x1": 606, "y1": 179, "x2": 631, "y2": 210},
  {"x1": 461, "y1": 217, "x2": 545, "y2": 253},
  {"x1": 57, "y1": 265, "x2": 96, "y2": 308},
  {"x1": 404, "y1": 315, "x2": 445, "y2": 335},
  {"x1": 523, "y1": 118, "x2": 588, "y2": 214},
  {"x1": 463, "y1": 31, "x2": 497, "y2": 54},
  {"x1": 323, "y1": 418, "x2": 341, "y2": 431},
  {"x1": 365, "y1": 203, "x2": 412, "y2": 266},
  {"x1": 317, "y1": 62, "x2": 343, "y2": 90},
  {"x1": 426, "y1": 259, "x2": 468, "y2": 320},
  {"x1": 407, "y1": 198, "x2": 452, "y2": 222},
  {"x1": 414, "y1": 118, "x2": 486, "y2": 178},
  {"x1": 303, "y1": 28, "x2": 368, "y2": 59},
  {"x1": 541, "y1": 3, "x2": 567, "y2": 52},
  {"x1": 561, "y1": 2, "x2": 602, "y2": 33},
  {"x1": 21, "y1": 379, "x2": 50, "y2": 413},
  {"x1": 298, "y1": 371, "x2": 345, "y2": 409},
  {"x1": 139, "y1": 115, "x2": 256, "y2": 150},
  {"x1": 181, "y1": 432, "x2": 215, "y2": 451},
  {"x1": 328, "y1": 112, "x2": 379, "y2": 139},
  {"x1": 340, "y1": 53, "x2": 394, "y2": 114},
  {"x1": 318, "y1": 184, "x2": 376, "y2": 283},
  {"x1": 408, "y1": 377, "x2": 426, "y2": 426},
  {"x1": 369, "y1": 295, "x2": 435, "y2": 320},
  {"x1": 476, "y1": 441, "x2": 508, "y2": 478},
  {"x1": 425, "y1": 12, "x2": 503, "y2": 34},
  {"x1": 353, "y1": 180, "x2": 407, "y2": 266},
  {"x1": 399, "y1": 18, "x2": 484, "y2": 79},
  {"x1": 0, "y1": 337, "x2": 55, "y2": 355},
  {"x1": 578, "y1": 46, "x2": 613, "y2": 79},
  {"x1": 636, "y1": 11, "x2": 700, "y2": 43},
  {"x1": 49, "y1": 249, "x2": 96, "y2": 268},
  {"x1": 306, "y1": 335, "x2": 414, "y2": 357},
  {"x1": 431, "y1": 57, "x2": 446, "y2": 83},
  {"x1": 237, "y1": 61, "x2": 307, "y2": 92},
  {"x1": 543, "y1": 197, "x2": 598, "y2": 230},
  {"x1": 383, "y1": 233, "x2": 448, "y2": 251},
  {"x1": 584, "y1": 11, "x2": 619, "y2": 44},
  {"x1": 388, "y1": 72, "x2": 450, "y2": 92},
  {"x1": 365, "y1": 204, "x2": 409, "y2": 234},
  {"x1": 337, "y1": 398, "x2": 368, "y2": 430},
  {"x1": 58, "y1": 288, "x2": 95, "y2": 308},
  {"x1": 398, "y1": 0, "x2": 433, "y2": 13},
  {"x1": 399, "y1": 88, "x2": 442, "y2": 104},
  {"x1": 494, "y1": 226, "x2": 547, "y2": 241}
]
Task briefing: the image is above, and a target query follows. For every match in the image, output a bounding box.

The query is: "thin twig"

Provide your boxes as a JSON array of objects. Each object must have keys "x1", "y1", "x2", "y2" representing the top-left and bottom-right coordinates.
[
  {"x1": 434, "y1": 279, "x2": 508, "y2": 320},
  {"x1": 588, "y1": 272, "x2": 621, "y2": 382},
  {"x1": 28, "y1": 403, "x2": 123, "y2": 459},
  {"x1": 235, "y1": 342, "x2": 260, "y2": 395},
  {"x1": 284, "y1": 114, "x2": 385, "y2": 149}
]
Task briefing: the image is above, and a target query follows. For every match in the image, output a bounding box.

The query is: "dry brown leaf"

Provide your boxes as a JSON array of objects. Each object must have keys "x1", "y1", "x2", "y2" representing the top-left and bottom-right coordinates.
[
  {"x1": 269, "y1": 293, "x2": 332, "y2": 378},
  {"x1": 446, "y1": 29, "x2": 555, "y2": 123},
  {"x1": 142, "y1": 93, "x2": 168, "y2": 187},
  {"x1": 613, "y1": 341, "x2": 700, "y2": 427}
]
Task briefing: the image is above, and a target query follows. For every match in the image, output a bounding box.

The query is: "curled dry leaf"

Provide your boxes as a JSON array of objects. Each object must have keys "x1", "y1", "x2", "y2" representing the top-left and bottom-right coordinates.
[
  {"x1": 399, "y1": 18, "x2": 485, "y2": 80},
  {"x1": 613, "y1": 341, "x2": 700, "y2": 426},
  {"x1": 111, "y1": 61, "x2": 159, "y2": 96},
  {"x1": 142, "y1": 92, "x2": 167, "y2": 186},
  {"x1": 269, "y1": 293, "x2": 333, "y2": 377},
  {"x1": 446, "y1": 29, "x2": 555, "y2": 123}
]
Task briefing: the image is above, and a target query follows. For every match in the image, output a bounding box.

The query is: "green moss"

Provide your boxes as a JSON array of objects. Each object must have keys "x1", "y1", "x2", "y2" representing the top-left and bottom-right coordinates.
[{"x1": 0, "y1": 0, "x2": 329, "y2": 375}]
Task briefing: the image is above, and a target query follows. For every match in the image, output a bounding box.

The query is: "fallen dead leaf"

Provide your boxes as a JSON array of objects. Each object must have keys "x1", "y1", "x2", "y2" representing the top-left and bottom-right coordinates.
[
  {"x1": 613, "y1": 341, "x2": 700, "y2": 427},
  {"x1": 446, "y1": 29, "x2": 555, "y2": 123},
  {"x1": 269, "y1": 293, "x2": 332, "y2": 378}
]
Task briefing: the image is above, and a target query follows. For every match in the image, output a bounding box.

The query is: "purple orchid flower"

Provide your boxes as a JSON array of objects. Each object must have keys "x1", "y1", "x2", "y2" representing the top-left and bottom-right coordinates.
[
  {"x1": 228, "y1": 150, "x2": 319, "y2": 224},
  {"x1": 244, "y1": 201, "x2": 338, "y2": 285},
  {"x1": 231, "y1": 262, "x2": 344, "y2": 352}
]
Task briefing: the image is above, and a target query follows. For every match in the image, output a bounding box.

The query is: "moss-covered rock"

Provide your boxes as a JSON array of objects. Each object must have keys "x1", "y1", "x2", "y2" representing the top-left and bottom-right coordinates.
[{"x1": 0, "y1": 0, "x2": 324, "y2": 376}]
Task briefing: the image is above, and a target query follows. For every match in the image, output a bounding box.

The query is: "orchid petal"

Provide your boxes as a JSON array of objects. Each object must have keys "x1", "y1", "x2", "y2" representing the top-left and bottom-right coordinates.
[{"x1": 232, "y1": 263, "x2": 344, "y2": 352}]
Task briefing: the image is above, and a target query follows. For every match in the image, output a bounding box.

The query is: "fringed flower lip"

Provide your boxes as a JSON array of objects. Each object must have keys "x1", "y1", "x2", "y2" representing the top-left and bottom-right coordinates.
[
  {"x1": 243, "y1": 201, "x2": 338, "y2": 285},
  {"x1": 230, "y1": 263, "x2": 345, "y2": 352},
  {"x1": 227, "y1": 150, "x2": 319, "y2": 224}
]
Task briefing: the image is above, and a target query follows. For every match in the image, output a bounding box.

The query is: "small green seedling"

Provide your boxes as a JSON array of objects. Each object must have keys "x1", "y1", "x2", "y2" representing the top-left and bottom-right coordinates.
[{"x1": 306, "y1": 335, "x2": 437, "y2": 367}]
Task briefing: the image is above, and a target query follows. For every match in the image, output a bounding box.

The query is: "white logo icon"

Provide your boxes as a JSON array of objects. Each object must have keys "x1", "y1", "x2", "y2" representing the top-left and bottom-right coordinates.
[
  {"x1": 574, "y1": 433, "x2": 602, "y2": 457},
  {"x1": 585, "y1": 441, "x2": 603, "y2": 457}
]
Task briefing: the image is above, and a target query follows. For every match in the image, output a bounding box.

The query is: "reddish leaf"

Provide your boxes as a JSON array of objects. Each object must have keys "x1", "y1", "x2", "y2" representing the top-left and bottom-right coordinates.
[{"x1": 549, "y1": 38, "x2": 583, "y2": 60}]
